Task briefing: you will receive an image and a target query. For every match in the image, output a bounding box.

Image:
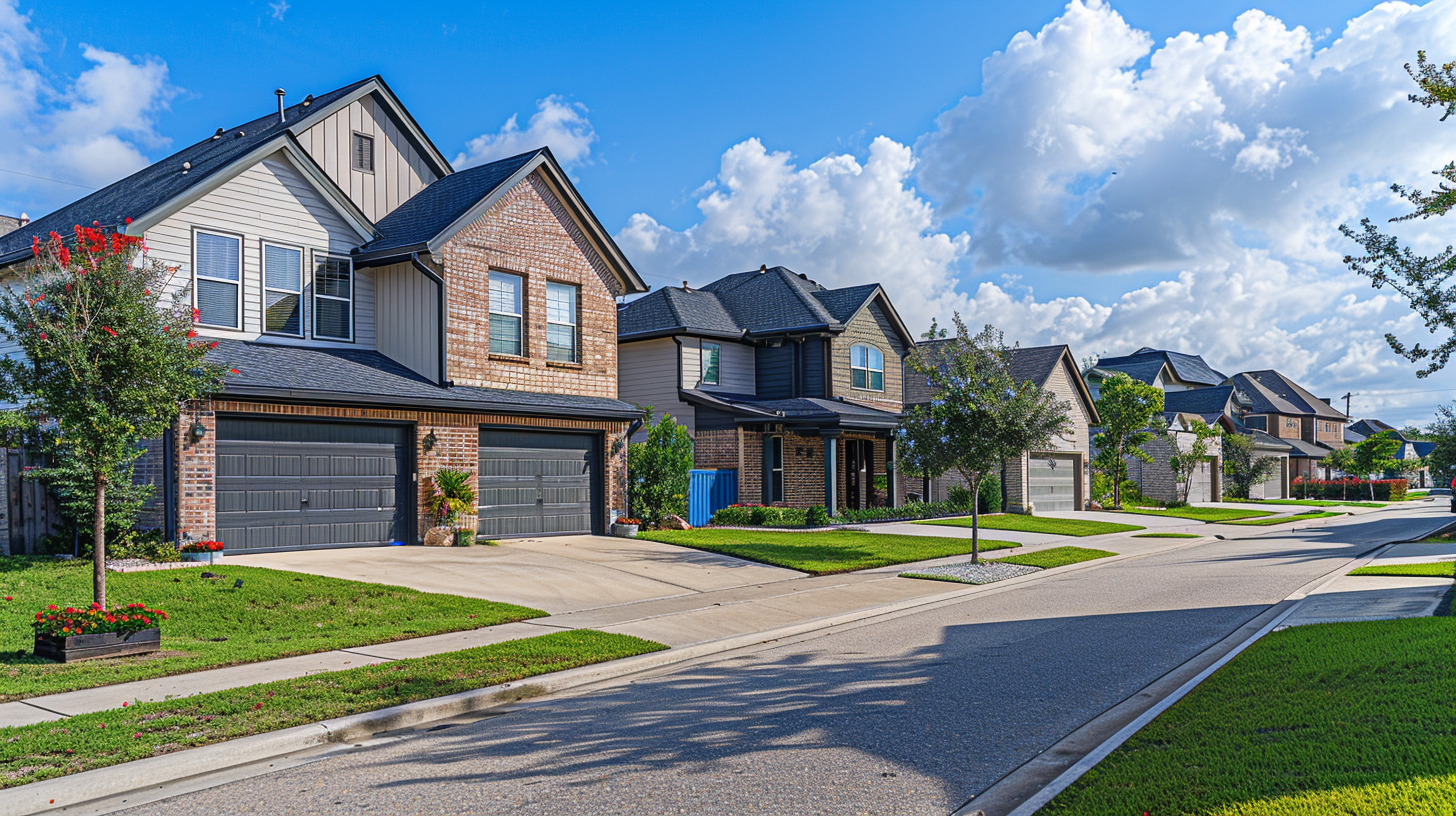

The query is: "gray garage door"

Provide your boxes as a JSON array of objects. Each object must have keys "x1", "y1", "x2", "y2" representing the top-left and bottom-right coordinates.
[
  {"x1": 1252, "y1": 456, "x2": 1286, "y2": 500},
  {"x1": 215, "y1": 418, "x2": 410, "y2": 552},
  {"x1": 1029, "y1": 453, "x2": 1078, "y2": 512},
  {"x1": 478, "y1": 430, "x2": 599, "y2": 538}
]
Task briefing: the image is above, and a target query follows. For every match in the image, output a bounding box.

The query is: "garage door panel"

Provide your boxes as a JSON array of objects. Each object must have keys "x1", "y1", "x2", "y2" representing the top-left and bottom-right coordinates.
[
  {"x1": 478, "y1": 431, "x2": 598, "y2": 538},
  {"x1": 1029, "y1": 453, "x2": 1078, "y2": 512}
]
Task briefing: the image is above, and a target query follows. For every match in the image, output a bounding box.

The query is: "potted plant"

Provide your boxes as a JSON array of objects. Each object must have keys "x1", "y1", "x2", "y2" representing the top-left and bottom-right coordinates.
[
  {"x1": 33, "y1": 602, "x2": 168, "y2": 662},
  {"x1": 178, "y1": 539, "x2": 225, "y2": 564},
  {"x1": 425, "y1": 468, "x2": 478, "y2": 546},
  {"x1": 612, "y1": 517, "x2": 641, "y2": 538}
]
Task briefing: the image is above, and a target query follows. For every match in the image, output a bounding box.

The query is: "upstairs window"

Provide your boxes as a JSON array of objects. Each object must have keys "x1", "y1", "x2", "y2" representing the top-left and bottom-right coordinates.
[
  {"x1": 195, "y1": 230, "x2": 241, "y2": 329},
  {"x1": 851, "y1": 345, "x2": 884, "y2": 391},
  {"x1": 546, "y1": 282, "x2": 578, "y2": 363},
  {"x1": 313, "y1": 255, "x2": 353, "y2": 341},
  {"x1": 352, "y1": 132, "x2": 374, "y2": 173},
  {"x1": 489, "y1": 271, "x2": 523, "y2": 356},
  {"x1": 701, "y1": 341, "x2": 721, "y2": 385},
  {"x1": 262, "y1": 243, "x2": 303, "y2": 336}
]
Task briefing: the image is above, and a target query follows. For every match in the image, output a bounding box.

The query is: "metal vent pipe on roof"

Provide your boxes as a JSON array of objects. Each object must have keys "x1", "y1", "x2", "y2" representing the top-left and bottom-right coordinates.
[{"x1": 275, "y1": 89, "x2": 286, "y2": 123}]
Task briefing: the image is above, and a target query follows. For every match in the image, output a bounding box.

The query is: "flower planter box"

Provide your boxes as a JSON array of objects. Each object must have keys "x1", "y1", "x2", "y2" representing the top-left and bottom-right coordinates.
[
  {"x1": 611, "y1": 523, "x2": 639, "y2": 538},
  {"x1": 180, "y1": 551, "x2": 222, "y2": 564},
  {"x1": 34, "y1": 628, "x2": 161, "y2": 663}
]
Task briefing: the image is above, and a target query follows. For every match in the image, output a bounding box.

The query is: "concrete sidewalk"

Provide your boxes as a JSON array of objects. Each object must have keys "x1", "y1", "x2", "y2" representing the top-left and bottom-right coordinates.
[{"x1": 1282, "y1": 530, "x2": 1456, "y2": 626}]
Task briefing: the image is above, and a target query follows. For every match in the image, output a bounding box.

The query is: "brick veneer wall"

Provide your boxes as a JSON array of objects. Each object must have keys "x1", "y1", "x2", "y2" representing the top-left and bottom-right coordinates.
[
  {"x1": 173, "y1": 399, "x2": 629, "y2": 542},
  {"x1": 731, "y1": 429, "x2": 891, "y2": 510},
  {"x1": 440, "y1": 173, "x2": 622, "y2": 399},
  {"x1": 694, "y1": 429, "x2": 739, "y2": 471}
]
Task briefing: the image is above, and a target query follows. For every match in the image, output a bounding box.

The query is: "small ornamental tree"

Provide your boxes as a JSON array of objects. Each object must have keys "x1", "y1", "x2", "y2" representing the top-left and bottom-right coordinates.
[
  {"x1": 1350, "y1": 431, "x2": 1404, "y2": 501},
  {"x1": 901, "y1": 317, "x2": 1072, "y2": 563},
  {"x1": 1222, "y1": 432, "x2": 1281, "y2": 500},
  {"x1": 627, "y1": 408, "x2": 694, "y2": 527},
  {"x1": 1319, "y1": 447, "x2": 1358, "y2": 500},
  {"x1": 1166, "y1": 418, "x2": 1219, "y2": 506},
  {"x1": 0, "y1": 226, "x2": 226, "y2": 606},
  {"x1": 1427, "y1": 404, "x2": 1456, "y2": 485},
  {"x1": 1091, "y1": 372, "x2": 1165, "y2": 509}
]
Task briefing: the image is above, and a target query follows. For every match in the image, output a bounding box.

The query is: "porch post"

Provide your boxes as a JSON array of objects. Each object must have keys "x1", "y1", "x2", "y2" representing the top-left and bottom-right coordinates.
[
  {"x1": 824, "y1": 432, "x2": 839, "y2": 516},
  {"x1": 887, "y1": 436, "x2": 899, "y2": 508}
]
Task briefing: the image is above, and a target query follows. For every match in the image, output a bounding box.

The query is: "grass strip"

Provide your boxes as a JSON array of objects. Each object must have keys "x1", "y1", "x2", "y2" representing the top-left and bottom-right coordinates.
[
  {"x1": 1252, "y1": 499, "x2": 1386, "y2": 508},
  {"x1": 1349, "y1": 561, "x2": 1456, "y2": 578},
  {"x1": 1117, "y1": 506, "x2": 1272, "y2": 522},
  {"x1": 0, "y1": 557, "x2": 544, "y2": 702},
  {"x1": 1043, "y1": 615, "x2": 1456, "y2": 816},
  {"x1": 1421, "y1": 530, "x2": 1456, "y2": 544},
  {"x1": 1220, "y1": 511, "x2": 1344, "y2": 526},
  {"x1": 0, "y1": 629, "x2": 663, "y2": 790},
  {"x1": 914, "y1": 515, "x2": 1143, "y2": 537},
  {"x1": 1131, "y1": 532, "x2": 1202, "y2": 539},
  {"x1": 990, "y1": 546, "x2": 1115, "y2": 569},
  {"x1": 639, "y1": 529, "x2": 1017, "y2": 575}
]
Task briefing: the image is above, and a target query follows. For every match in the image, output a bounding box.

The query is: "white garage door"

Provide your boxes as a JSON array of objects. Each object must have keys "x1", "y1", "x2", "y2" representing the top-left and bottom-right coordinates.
[
  {"x1": 1029, "y1": 453, "x2": 1078, "y2": 512},
  {"x1": 1187, "y1": 459, "x2": 1215, "y2": 503},
  {"x1": 1252, "y1": 456, "x2": 1285, "y2": 500}
]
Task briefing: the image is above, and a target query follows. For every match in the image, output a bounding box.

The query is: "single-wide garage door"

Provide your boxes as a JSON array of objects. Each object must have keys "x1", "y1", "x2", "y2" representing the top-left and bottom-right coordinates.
[
  {"x1": 1029, "y1": 453, "x2": 1078, "y2": 512},
  {"x1": 1188, "y1": 459, "x2": 1215, "y2": 503},
  {"x1": 1252, "y1": 456, "x2": 1286, "y2": 500},
  {"x1": 478, "y1": 430, "x2": 599, "y2": 538},
  {"x1": 215, "y1": 418, "x2": 410, "y2": 552}
]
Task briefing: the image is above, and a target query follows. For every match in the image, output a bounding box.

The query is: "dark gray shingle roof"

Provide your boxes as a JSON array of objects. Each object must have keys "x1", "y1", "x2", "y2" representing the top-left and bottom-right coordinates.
[
  {"x1": 1163, "y1": 386, "x2": 1235, "y2": 416},
  {"x1": 1232, "y1": 370, "x2": 1346, "y2": 420},
  {"x1": 1098, "y1": 348, "x2": 1225, "y2": 386},
  {"x1": 617, "y1": 286, "x2": 742, "y2": 338},
  {"x1": 1349, "y1": 419, "x2": 1400, "y2": 439},
  {"x1": 360, "y1": 150, "x2": 541, "y2": 254},
  {"x1": 1096, "y1": 358, "x2": 1169, "y2": 386},
  {"x1": 680, "y1": 388, "x2": 900, "y2": 429},
  {"x1": 211, "y1": 339, "x2": 640, "y2": 419},
  {"x1": 811, "y1": 284, "x2": 880, "y2": 323}
]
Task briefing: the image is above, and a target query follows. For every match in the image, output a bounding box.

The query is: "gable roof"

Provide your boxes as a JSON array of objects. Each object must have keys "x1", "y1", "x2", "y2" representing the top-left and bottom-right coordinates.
[
  {"x1": 1096, "y1": 348, "x2": 1226, "y2": 387},
  {"x1": 1349, "y1": 419, "x2": 1404, "y2": 440},
  {"x1": 905, "y1": 341, "x2": 1100, "y2": 424},
  {"x1": 1091, "y1": 358, "x2": 1172, "y2": 387},
  {"x1": 618, "y1": 266, "x2": 912, "y2": 344},
  {"x1": 0, "y1": 76, "x2": 447, "y2": 266},
  {"x1": 1163, "y1": 385, "x2": 1237, "y2": 416},
  {"x1": 1232, "y1": 370, "x2": 1346, "y2": 420}
]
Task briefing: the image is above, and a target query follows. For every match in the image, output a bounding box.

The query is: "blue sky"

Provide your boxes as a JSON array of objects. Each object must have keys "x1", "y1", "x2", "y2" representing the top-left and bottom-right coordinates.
[{"x1": 6, "y1": 0, "x2": 1456, "y2": 423}]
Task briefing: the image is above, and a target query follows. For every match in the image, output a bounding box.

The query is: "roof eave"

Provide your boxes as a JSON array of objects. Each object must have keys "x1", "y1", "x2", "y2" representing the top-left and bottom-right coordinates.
[
  {"x1": 618, "y1": 328, "x2": 747, "y2": 343},
  {"x1": 221, "y1": 384, "x2": 644, "y2": 420}
]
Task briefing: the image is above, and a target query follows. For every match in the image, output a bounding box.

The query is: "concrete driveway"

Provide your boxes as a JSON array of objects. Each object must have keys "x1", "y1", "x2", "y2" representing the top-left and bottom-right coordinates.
[{"x1": 225, "y1": 536, "x2": 801, "y2": 614}]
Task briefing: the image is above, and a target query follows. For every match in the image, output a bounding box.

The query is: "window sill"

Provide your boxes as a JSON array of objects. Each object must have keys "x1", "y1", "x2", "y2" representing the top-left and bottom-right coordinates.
[
  {"x1": 489, "y1": 353, "x2": 531, "y2": 364},
  {"x1": 546, "y1": 360, "x2": 583, "y2": 370}
]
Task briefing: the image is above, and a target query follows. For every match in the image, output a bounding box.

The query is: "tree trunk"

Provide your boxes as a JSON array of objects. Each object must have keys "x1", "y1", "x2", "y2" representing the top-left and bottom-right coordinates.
[
  {"x1": 1369, "y1": 476, "x2": 1376, "y2": 502},
  {"x1": 1112, "y1": 443, "x2": 1123, "y2": 510},
  {"x1": 93, "y1": 472, "x2": 107, "y2": 608},
  {"x1": 970, "y1": 475, "x2": 981, "y2": 565}
]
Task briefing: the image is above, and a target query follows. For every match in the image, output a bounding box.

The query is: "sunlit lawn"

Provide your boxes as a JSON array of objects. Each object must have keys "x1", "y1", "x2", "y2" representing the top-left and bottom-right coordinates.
[{"x1": 639, "y1": 529, "x2": 1017, "y2": 574}]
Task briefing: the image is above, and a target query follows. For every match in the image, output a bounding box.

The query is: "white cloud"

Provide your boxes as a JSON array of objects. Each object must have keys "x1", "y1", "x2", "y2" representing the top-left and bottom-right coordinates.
[
  {"x1": 0, "y1": 0, "x2": 176, "y2": 216},
  {"x1": 454, "y1": 96, "x2": 597, "y2": 169},
  {"x1": 269, "y1": 0, "x2": 289, "y2": 21}
]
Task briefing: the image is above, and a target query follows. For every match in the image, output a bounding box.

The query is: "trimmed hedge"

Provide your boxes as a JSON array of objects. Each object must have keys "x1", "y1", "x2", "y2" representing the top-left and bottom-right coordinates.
[
  {"x1": 709, "y1": 500, "x2": 972, "y2": 528},
  {"x1": 1290, "y1": 478, "x2": 1407, "y2": 501}
]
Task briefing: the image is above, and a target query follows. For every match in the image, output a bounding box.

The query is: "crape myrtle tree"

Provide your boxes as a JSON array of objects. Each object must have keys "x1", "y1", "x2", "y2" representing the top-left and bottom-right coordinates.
[
  {"x1": 899, "y1": 316, "x2": 1072, "y2": 563},
  {"x1": 1350, "y1": 431, "x2": 1404, "y2": 501},
  {"x1": 1342, "y1": 53, "x2": 1456, "y2": 376},
  {"x1": 1166, "y1": 418, "x2": 1219, "y2": 506},
  {"x1": 0, "y1": 226, "x2": 226, "y2": 606},
  {"x1": 1091, "y1": 372, "x2": 1165, "y2": 510},
  {"x1": 1222, "y1": 432, "x2": 1281, "y2": 500}
]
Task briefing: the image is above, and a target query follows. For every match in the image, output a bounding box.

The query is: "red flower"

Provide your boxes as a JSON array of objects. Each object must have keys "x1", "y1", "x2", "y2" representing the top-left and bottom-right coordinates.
[
  {"x1": 3, "y1": 596, "x2": 10, "y2": 601},
  {"x1": 229, "y1": 368, "x2": 239, "y2": 374},
  {"x1": 133, "y1": 732, "x2": 143, "y2": 739},
  {"x1": 102, "y1": 326, "x2": 117, "y2": 337},
  {"x1": 124, "y1": 217, "x2": 132, "y2": 224},
  {"x1": 252, "y1": 702, "x2": 263, "y2": 710},
  {"x1": 38, "y1": 333, "x2": 46, "y2": 341},
  {"x1": 122, "y1": 701, "x2": 129, "y2": 707},
  {"x1": 57, "y1": 247, "x2": 70, "y2": 265},
  {"x1": 47, "y1": 605, "x2": 56, "y2": 611},
  {"x1": 187, "y1": 330, "x2": 197, "y2": 338}
]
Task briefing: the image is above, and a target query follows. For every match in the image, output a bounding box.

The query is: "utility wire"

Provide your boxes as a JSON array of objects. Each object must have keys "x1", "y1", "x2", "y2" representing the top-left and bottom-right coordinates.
[{"x1": 0, "y1": 167, "x2": 94, "y2": 190}]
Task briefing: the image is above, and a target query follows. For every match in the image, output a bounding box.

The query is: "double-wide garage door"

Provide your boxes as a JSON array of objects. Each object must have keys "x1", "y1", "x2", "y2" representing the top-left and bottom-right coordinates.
[
  {"x1": 215, "y1": 418, "x2": 410, "y2": 552},
  {"x1": 1029, "y1": 453, "x2": 1079, "y2": 512},
  {"x1": 477, "y1": 430, "x2": 601, "y2": 537}
]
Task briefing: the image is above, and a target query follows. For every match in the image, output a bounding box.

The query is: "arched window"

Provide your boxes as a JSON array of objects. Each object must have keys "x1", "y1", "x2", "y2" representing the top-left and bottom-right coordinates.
[{"x1": 851, "y1": 345, "x2": 884, "y2": 391}]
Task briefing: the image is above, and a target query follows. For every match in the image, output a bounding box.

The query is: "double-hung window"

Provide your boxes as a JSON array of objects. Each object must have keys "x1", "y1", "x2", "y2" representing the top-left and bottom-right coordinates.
[
  {"x1": 194, "y1": 231, "x2": 241, "y2": 329},
  {"x1": 489, "y1": 271, "x2": 523, "y2": 355},
  {"x1": 700, "y1": 341, "x2": 721, "y2": 386},
  {"x1": 851, "y1": 345, "x2": 884, "y2": 391},
  {"x1": 313, "y1": 255, "x2": 353, "y2": 341},
  {"x1": 546, "y1": 282, "x2": 578, "y2": 362},
  {"x1": 262, "y1": 243, "x2": 303, "y2": 336}
]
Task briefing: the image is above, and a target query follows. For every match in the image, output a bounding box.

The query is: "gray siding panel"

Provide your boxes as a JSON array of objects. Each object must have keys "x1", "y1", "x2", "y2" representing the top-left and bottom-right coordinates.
[
  {"x1": 375, "y1": 262, "x2": 440, "y2": 379},
  {"x1": 756, "y1": 344, "x2": 793, "y2": 399},
  {"x1": 618, "y1": 338, "x2": 693, "y2": 438}
]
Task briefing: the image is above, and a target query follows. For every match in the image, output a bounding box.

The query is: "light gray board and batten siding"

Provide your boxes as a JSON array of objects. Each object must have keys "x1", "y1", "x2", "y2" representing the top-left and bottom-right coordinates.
[
  {"x1": 681, "y1": 338, "x2": 754, "y2": 393},
  {"x1": 294, "y1": 94, "x2": 440, "y2": 222},
  {"x1": 477, "y1": 430, "x2": 598, "y2": 537},
  {"x1": 145, "y1": 152, "x2": 377, "y2": 349},
  {"x1": 374, "y1": 261, "x2": 440, "y2": 380}
]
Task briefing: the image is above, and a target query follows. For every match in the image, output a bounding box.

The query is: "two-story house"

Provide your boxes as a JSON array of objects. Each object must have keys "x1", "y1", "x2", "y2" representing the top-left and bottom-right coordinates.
[
  {"x1": 1348, "y1": 419, "x2": 1430, "y2": 485},
  {"x1": 1084, "y1": 347, "x2": 1226, "y2": 400},
  {"x1": 1163, "y1": 385, "x2": 1290, "y2": 499},
  {"x1": 0, "y1": 77, "x2": 649, "y2": 554},
  {"x1": 616, "y1": 267, "x2": 915, "y2": 515},
  {"x1": 904, "y1": 343, "x2": 1099, "y2": 513},
  {"x1": 1227, "y1": 370, "x2": 1347, "y2": 482}
]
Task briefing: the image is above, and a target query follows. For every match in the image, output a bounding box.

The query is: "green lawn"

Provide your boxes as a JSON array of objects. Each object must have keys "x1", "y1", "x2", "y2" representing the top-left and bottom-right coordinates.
[
  {"x1": 0, "y1": 557, "x2": 544, "y2": 702},
  {"x1": 638, "y1": 529, "x2": 1017, "y2": 575},
  {"x1": 1220, "y1": 511, "x2": 1344, "y2": 527},
  {"x1": 1349, "y1": 561, "x2": 1456, "y2": 578},
  {"x1": 1422, "y1": 530, "x2": 1456, "y2": 544},
  {"x1": 1253, "y1": 499, "x2": 1386, "y2": 508},
  {"x1": 1044, "y1": 614, "x2": 1456, "y2": 816},
  {"x1": 0, "y1": 629, "x2": 663, "y2": 790},
  {"x1": 914, "y1": 515, "x2": 1143, "y2": 537},
  {"x1": 1118, "y1": 507, "x2": 1272, "y2": 522},
  {"x1": 1132, "y1": 532, "x2": 1203, "y2": 539},
  {"x1": 991, "y1": 546, "x2": 1116, "y2": 569}
]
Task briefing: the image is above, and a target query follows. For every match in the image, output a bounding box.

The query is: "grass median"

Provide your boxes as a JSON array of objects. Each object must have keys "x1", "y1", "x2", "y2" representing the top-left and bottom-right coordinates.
[
  {"x1": 0, "y1": 556, "x2": 544, "y2": 702},
  {"x1": 0, "y1": 629, "x2": 664, "y2": 790},
  {"x1": 915, "y1": 515, "x2": 1143, "y2": 537},
  {"x1": 1117, "y1": 506, "x2": 1272, "y2": 522},
  {"x1": 1252, "y1": 499, "x2": 1386, "y2": 508},
  {"x1": 1044, "y1": 613, "x2": 1456, "y2": 816},
  {"x1": 1132, "y1": 532, "x2": 1202, "y2": 539},
  {"x1": 1220, "y1": 511, "x2": 1344, "y2": 527},
  {"x1": 640, "y1": 529, "x2": 1017, "y2": 574},
  {"x1": 1350, "y1": 561, "x2": 1456, "y2": 578},
  {"x1": 989, "y1": 546, "x2": 1115, "y2": 569}
]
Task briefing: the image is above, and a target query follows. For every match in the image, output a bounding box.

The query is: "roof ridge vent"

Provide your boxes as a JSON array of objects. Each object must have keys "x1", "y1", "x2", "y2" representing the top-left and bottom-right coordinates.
[
  {"x1": 212, "y1": 128, "x2": 224, "y2": 141},
  {"x1": 759, "y1": 264, "x2": 767, "y2": 274},
  {"x1": 302, "y1": 94, "x2": 314, "y2": 108}
]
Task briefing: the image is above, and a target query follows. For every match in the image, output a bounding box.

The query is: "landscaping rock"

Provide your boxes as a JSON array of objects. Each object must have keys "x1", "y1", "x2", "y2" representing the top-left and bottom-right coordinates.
[
  {"x1": 901, "y1": 561, "x2": 1042, "y2": 585},
  {"x1": 423, "y1": 526, "x2": 455, "y2": 547},
  {"x1": 662, "y1": 514, "x2": 692, "y2": 530}
]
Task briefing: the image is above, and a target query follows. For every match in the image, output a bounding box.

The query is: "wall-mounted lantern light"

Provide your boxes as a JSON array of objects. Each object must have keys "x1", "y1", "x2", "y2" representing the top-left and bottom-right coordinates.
[
  {"x1": 422, "y1": 430, "x2": 438, "y2": 453},
  {"x1": 190, "y1": 421, "x2": 207, "y2": 442}
]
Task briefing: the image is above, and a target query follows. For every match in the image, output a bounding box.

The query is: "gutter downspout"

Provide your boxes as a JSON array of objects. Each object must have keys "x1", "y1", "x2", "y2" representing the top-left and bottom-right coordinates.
[
  {"x1": 410, "y1": 252, "x2": 451, "y2": 387},
  {"x1": 671, "y1": 336, "x2": 685, "y2": 393}
]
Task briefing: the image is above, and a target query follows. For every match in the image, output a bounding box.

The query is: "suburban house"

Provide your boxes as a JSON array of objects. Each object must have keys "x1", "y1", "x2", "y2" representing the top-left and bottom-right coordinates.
[
  {"x1": 1228, "y1": 370, "x2": 1347, "y2": 482},
  {"x1": 0, "y1": 215, "x2": 27, "y2": 236},
  {"x1": 1348, "y1": 419, "x2": 1430, "y2": 485},
  {"x1": 904, "y1": 343, "x2": 1099, "y2": 513},
  {"x1": 1121, "y1": 412, "x2": 1226, "y2": 505},
  {"x1": 1084, "y1": 347, "x2": 1226, "y2": 400},
  {"x1": 0, "y1": 76, "x2": 650, "y2": 554},
  {"x1": 1162, "y1": 385, "x2": 1290, "y2": 499},
  {"x1": 616, "y1": 267, "x2": 915, "y2": 516}
]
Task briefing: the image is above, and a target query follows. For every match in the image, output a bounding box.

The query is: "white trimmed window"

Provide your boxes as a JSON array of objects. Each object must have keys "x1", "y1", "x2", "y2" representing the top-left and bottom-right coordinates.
[
  {"x1": 489, "y1": 271, "x2": 523, "y2": 356},
  {"x1": 546, "y1": 282, "x2": 578, "y2": 363},
  {"x1": 851, "y1": 345, "x2": 884, "y2": 391},
  {"x1": 313, "y1": 255, "x2": 353, "y2": 341},
  {"x1": 262, "y1": 243, "x2": 303, "y2": 336},
  {"x1": 194, "y1": 231, "x2": 241, "y2": 329},
  {"x1": 701, "y1": 341, "x2": 721, "y2": 385}
]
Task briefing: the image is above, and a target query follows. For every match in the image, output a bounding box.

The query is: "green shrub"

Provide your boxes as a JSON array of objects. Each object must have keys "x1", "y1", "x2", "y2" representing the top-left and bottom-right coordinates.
[
  {"x1": 1092, "y1": 473, "x2": 1115, "y2": 505},
  {"x1": 806, "y1": 505, "x2": 830, "y2": 526},
  {"x1": 979, "y1": 472, "x2": 1002, "y2": 514},
  {"x1": 109, "y1": 530, "x2": 180, "y2": 563},
  {"x1": 709, "y1": 505, "x2": 757, "y2": 526},
  {"x1": 627, "y1": 410, "x2": 695, "y2": 527},
  {"x1": 947, "y1": 484, "x2": 974, "y2": 509}
]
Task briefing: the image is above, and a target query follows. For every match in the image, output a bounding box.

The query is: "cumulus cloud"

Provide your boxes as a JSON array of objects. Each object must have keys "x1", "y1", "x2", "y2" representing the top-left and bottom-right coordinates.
[
  {"x1": 0, "y1": 0, "x2": 176, "y2": 218},
  {"x1": 455, "y1": 96, "x2": 597, "y2": 169}
]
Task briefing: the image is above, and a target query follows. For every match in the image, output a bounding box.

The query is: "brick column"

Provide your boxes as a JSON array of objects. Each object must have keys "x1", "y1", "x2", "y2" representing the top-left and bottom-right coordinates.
[{"x1": 175, "y1": 400, "x2": 217, "y2": 541}]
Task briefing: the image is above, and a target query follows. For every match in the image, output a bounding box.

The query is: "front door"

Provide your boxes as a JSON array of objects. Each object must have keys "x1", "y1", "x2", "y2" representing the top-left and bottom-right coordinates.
[{"x1": 845, "y1": 440, "x2": 874, "y2": 510}]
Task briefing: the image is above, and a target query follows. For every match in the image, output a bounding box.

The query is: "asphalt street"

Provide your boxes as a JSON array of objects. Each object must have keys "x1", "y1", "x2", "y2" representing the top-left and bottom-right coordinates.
[{"x1": 122, "y1": 507, "x2": 1452, "y2": 816}]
